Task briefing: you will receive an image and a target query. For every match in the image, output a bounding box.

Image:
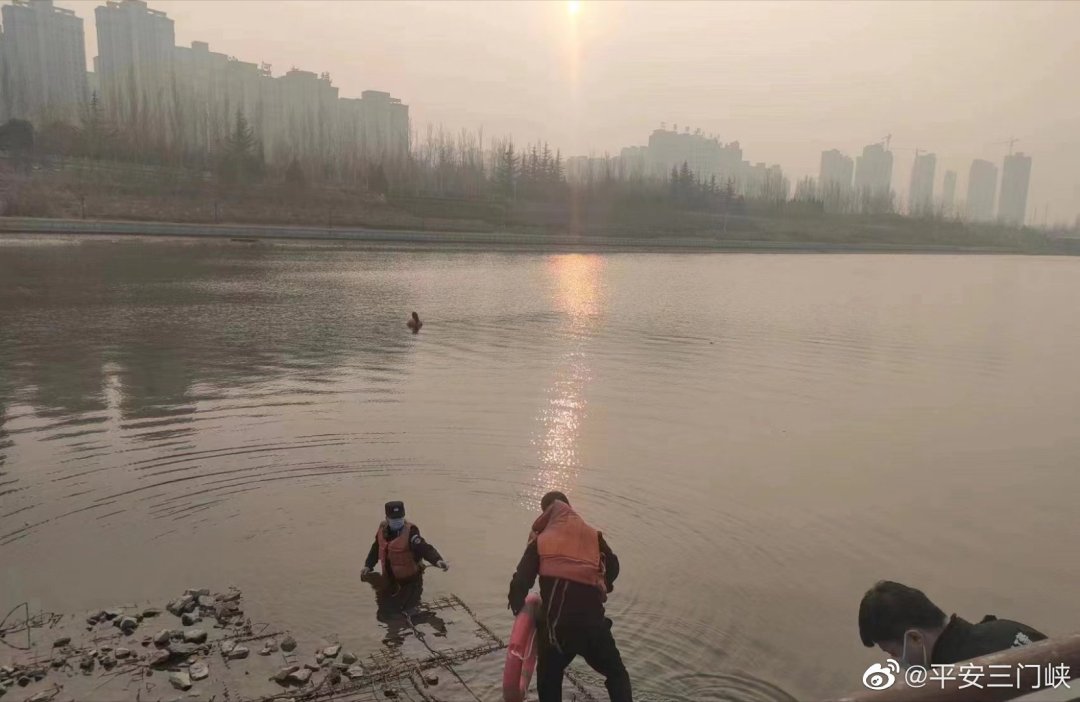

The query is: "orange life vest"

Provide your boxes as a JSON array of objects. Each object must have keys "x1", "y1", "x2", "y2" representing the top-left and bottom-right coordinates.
[
  {"x1": 376, "y1": 520, "x2": 419, "y2": 580},
  {"x1": 530, "y1": 501, "x2": 607, "y2": 596}
]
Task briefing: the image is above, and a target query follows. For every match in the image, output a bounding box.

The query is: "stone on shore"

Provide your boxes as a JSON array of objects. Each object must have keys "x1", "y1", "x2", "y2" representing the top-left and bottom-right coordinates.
[
  {"x1": 167, "y1": 595, "x2": 197, "y2": 616},
  {"x1": 327, "y1": 668, "x2": 342, "y2": 685},
  {"x1": 225, "y1": 645, "x2": 249, "y2": 660},
  {"x1": 287, "y1": 668, "x2": 312, "y2": 684},
  {"x1": 169, "y1": 671, "x2": 192, "y2": 691},
  {"x1": 189, "y1": 661, "x2": 209, "y2": 681},
  {"x1": 280, "y1": 635, "x2": 297, "y2": 652},
  {"x1": 345, "y1": 665, "x2": 365, "y2": 679},
  {"x1": 148, "y1": 650, "x2": 171, "y2": 667},
  {"x1": 341, "y1": 651, "x2": 358, "y2": 665},
  {"x1": 117, "y1": 616, "x2": 139, "y2": 634},
  {"x1": 259, "y1": 640, "x2": 278, "y2": 656},
  {"x1": 52, "y1": 637, "x2": 70, "y2": 648},
  {"x1": 141, "y1": 607, "x2": 161, "y2": 618},
  {"x1": 219, "y1": 640, "x2": 237, "y2": 655},
  {"x1": 183, "y1": 629, "x2": 207, "y2": 644},
  {"x1": 153, "y1": 629, "x2": 172, "y2": 646},
  {"x1": 115, "y1": 647, "x2": 132, "y2": 660},
  {"x1": 219, "y1": 589, "x2": 242, "y2": 603},
  {"x1": 271, "y1": 665, "x2": 299, "y2": 684},
  {"x1": 167, "y1": 642, "x2": 200, "y2": 658},
  {"x1": 322, "y1": 644, "x2": 341, "y2": 658},
  {"x1": 79, "y1": 655, "x2": 94, "y2": 673},
  {"x1": 181, "y1": 612, "x2": 201, "y2": 626},
  {"x1": 424, "y1": 673, "x2": 439, "y2": 686}
]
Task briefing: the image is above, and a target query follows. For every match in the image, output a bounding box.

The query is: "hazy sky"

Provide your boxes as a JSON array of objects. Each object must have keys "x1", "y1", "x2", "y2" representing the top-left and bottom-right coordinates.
[{"x1": 57, "y1": 0, "x2": 1080, "y2": 223}]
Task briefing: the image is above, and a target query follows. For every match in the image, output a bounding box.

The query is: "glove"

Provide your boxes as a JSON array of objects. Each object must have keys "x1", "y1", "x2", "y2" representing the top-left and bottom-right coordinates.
[
  {"x1": 436, "y1": 560, "x2": 449, "y2": 572},
  {"x1": 360, "y1": 566, "x2": 372, "y2": 578}
]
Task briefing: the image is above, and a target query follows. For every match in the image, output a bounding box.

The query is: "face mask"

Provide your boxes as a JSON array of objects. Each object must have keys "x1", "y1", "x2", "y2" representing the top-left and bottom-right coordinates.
[
  {"x1": 898, "y1": 630, "x2": 927, "y2": 669},
  {"x1": 387, "y1": 517, "x2": 405, "y2": 532}
]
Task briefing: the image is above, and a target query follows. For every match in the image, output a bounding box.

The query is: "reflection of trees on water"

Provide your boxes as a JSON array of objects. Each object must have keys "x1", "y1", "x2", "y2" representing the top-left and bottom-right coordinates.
[{"x1": 0, "y1": 241, "x2": 416, "y2": 429}]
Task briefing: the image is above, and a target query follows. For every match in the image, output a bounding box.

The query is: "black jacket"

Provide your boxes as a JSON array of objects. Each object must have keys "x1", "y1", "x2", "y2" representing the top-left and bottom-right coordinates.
[
  {"x1": 507, "y1": 534, "x2": 619, "y2": 630},
  {"x1": 364, "y1": 524, "x2": 443, "y2": 581},
  {"x1": 931, "y1": 614, "x2": 1047, "y2": 665}
]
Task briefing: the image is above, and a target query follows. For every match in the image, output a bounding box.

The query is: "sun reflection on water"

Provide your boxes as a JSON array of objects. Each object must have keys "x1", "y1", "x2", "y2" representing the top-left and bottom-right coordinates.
[{"x1": 528, "y1": 254, "x2": 605, "y2": 508}]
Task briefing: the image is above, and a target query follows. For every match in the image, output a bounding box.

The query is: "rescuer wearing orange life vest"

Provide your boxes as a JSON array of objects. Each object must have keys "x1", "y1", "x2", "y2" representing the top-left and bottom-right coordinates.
[
  {"x1": 361, "y1": 501, "x2": 448, "y2": 584},
  {"x1": 508, "y1": 491, "x2": 632, "y2": 702}
]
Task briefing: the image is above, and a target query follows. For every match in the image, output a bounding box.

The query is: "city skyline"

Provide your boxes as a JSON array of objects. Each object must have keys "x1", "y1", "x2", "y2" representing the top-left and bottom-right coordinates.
[{"x1": 9, "y1": 0, "x2": 1079, "y2": 223}]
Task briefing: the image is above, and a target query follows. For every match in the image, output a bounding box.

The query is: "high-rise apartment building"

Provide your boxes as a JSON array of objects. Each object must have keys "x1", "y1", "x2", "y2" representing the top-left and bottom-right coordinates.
[
  {"x1": 819, "y1": 149, "x2": 854, "y2": 192},
  {"x1": 94, "y1": 0, "x2": 175, "y2": 136},
  {"x1": 908, "y1": 152, "x2": 936, "y2": 216},
  {"x1": 0, "y1": 0, "x2": 87, "y2": 123},
  {"x1": 998, "y1": 152, "x2": 1032, "y2": 226},
  {"x1": 854, "y1": 143, "x2": 894, "y2": 212}
]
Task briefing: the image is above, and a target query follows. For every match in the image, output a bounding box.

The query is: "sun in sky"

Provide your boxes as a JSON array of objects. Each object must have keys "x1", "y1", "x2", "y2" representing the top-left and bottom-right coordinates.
[{"x1": 567, "y1": 1, "x2": 581, "y2": 17}]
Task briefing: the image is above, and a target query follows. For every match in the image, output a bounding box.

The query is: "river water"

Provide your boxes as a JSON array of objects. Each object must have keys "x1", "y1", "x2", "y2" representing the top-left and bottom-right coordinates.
[{"x1": 2, "y1": 236, "x2": 1079, "y2": 701}]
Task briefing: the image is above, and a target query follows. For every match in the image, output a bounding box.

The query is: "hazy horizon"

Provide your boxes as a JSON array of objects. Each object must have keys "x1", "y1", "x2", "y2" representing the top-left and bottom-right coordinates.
[{"x1": 53, "y1": 0, "x2": 1080, "y2": 223}]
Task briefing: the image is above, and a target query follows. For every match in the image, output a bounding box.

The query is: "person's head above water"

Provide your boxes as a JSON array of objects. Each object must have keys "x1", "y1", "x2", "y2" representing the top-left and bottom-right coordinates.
[
  {"x1": 540, "y1": 491, "x2": 569, "y2": 512},
  {"x1": 859, "y1": 580, "x2": 947, "y2": 667},
  {"x1": 411, "y1": 312, "x2": 419, "y2": 321},
  {"x1": 384, "y1": 500, "x2": 406, "y2": 531}
]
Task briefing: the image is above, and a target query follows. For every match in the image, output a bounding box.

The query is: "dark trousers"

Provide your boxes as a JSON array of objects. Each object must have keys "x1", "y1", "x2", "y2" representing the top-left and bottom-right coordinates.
[{"x1": 536, "y1": 618, "x2": 632, "y2": 702}]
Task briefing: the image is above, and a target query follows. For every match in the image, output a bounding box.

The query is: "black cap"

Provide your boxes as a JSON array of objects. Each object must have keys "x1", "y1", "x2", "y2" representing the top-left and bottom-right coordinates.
[
  {"x1": 384, "y1": 501, "x2": 405, "y2": 519},
  {"x1": 540, "y1": 491, "x2": 569, "y2": 511}
]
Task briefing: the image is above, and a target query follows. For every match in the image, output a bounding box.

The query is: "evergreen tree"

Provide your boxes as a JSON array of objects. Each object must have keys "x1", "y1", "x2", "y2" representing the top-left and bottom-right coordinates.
[
  {"x1": 679, "y1": 161, "x2": 692, "y2": 188},
  {"x1": 219, "y1": 109, "x2": 263, "y2": 183},
  {"x1": 495, "y1": 140, "x2": 518, "y2": 200},
  {"x1": 541, "y1": 142, "x2": 553, "y2": 182}
]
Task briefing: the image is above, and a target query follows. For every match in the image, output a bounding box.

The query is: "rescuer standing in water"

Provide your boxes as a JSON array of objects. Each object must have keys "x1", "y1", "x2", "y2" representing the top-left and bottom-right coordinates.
[{"x1": 508, "y1": 491, "x2": 632, "y2": 702}]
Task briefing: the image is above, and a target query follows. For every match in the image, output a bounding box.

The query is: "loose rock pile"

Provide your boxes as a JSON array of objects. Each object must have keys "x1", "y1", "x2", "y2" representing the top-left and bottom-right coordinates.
[{"x1": 0, "y1": 586, "x2": 247, "y2": 700}]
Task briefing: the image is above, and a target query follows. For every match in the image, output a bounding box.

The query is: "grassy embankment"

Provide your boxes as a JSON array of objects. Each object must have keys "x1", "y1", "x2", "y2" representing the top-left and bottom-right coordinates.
[{"x1": 1, "y1": 157, "x2": 1074, "y2": 253}]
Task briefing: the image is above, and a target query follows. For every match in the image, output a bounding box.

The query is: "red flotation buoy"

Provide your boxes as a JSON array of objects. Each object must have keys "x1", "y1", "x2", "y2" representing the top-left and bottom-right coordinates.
[{"x1": 503, "y1": 593, "x2": 542, "y2": 702}]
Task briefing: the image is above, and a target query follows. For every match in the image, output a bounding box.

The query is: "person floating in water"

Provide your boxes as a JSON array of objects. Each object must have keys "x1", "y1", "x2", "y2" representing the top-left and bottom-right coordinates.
[
  {"x1": 508, "y1": 491, "x2": 632, "y2": 702},
  {"x1": 407, "y1": 312, "x2": 422, "y2": 333}
]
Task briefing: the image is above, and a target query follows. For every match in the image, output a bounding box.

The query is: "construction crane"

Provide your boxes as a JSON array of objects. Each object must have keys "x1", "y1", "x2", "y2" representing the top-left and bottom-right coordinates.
[{"x1": 991, "y1": 137, "x2": 1019, "y2": 155}]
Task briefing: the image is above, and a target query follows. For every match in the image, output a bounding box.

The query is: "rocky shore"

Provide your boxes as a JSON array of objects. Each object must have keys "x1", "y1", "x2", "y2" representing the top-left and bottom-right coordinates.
[{"x1": 0, "y1": 587, "x2": 508, "y2": 702}]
